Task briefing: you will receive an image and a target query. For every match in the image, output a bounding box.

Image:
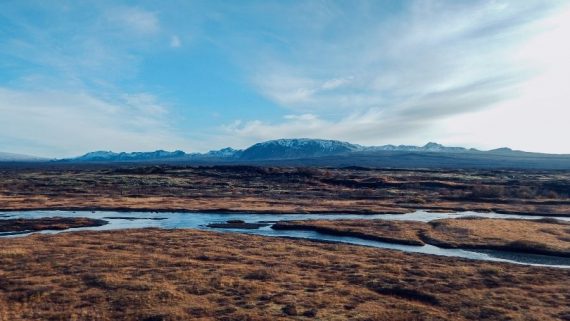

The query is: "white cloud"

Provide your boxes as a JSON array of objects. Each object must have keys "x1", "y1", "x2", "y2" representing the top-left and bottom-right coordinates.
[
  {"x1": 0, "y1": 4, "x2": 168, "y2": 91},
  {"x1": 438, "y1": 4, "x2": 570, "y2": 153},
  {"x1": 0, "y1": 3, "x2": 195, "y2": 157},
  {"x1": 250, "y1": 1, "x2": 545, "y2": 112},
  {"x1": 225, "y1": 0, "x2": 570, "y2": 152},
  {"x1": 223, "y1": 109, "x2": 431, "y2": 147},
  {"x1": 0, "y1": 88, "x2": 187, "y2": 157},
  {"x1": 106, "y1": 7, "x2": 160, "y2": 35},
  {"x1": 320, "y1": 77, "x2": 353, "y2": 90},
  {"x1": 170, "y1": 35, "x2": 181, "y2": 48},
  {"x1": 122, "y1": 93, "x2": 168, "y2": 115},
  {"x1": 284, "y1": 114, "x2": 318, "y2": 121}
]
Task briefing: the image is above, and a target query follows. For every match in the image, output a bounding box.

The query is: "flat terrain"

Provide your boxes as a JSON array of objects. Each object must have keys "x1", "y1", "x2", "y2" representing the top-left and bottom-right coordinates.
[
  {"x1": 424, "y1": 218, "x2": 570, "y2": 256},
  {"x1": 0, "y1": 217, "x2": 107, "y2": 233},
  {"x1": 1, "y1": 229, "x2": 569, "y2": 321},
  {"x1": 274, "y1": 218, "x2": 570, "y2": 256},
  {"x1": 0, "y1": 165, "x2": 569, "y2": 215}
]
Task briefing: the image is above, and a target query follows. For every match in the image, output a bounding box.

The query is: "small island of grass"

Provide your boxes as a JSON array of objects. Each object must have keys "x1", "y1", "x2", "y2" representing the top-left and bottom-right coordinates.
[{"x1": 0, "y1": 217, "x2": 108, "y2": 233}]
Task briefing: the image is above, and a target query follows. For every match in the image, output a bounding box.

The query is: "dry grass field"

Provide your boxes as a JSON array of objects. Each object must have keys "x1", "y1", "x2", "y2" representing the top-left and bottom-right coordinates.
[
  {"x1": 273, "y1": 218, "x2": 570, "y2": 257},
  {"x1": 1, "y1": 228, "x2": 570, "y2": 321},
  {"x1": 0, "y1": 165, "x2": 569, "y2": 215},
  {"x1": 424, "y1": 217, "x2": 570, "y2": 256}
]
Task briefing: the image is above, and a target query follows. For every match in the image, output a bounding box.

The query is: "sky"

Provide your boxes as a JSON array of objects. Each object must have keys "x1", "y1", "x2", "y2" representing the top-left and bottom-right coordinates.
[{"x1": 0, "y1": 0, "x2": 569, "y2": 157}]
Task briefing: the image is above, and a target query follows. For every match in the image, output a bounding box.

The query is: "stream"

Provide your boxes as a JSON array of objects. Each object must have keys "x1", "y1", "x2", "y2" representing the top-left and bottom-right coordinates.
[{"x1": 1, "y1": 210, "x2": 569, "y2": 268}]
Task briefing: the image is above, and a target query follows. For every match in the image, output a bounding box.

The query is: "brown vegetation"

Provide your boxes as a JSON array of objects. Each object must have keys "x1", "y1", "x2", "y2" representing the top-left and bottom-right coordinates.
[
  {"x1": 0, "y1": 165, "x2": 569, "y2": 215},
  {"x1": 274, "y1": 218, "x2": 570, "y2": 256},
  {"x1": 424, "y1": 217, "x2": 570, "y2": 256},
  {"x1": 1, "y1": 229, "x2": 570, "y2": 320}
]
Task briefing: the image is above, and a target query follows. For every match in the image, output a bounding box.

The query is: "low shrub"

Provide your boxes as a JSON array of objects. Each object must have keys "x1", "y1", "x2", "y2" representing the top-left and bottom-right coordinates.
[{"x1": 244, "y1": 269, "x2": 274, "y2": 281}]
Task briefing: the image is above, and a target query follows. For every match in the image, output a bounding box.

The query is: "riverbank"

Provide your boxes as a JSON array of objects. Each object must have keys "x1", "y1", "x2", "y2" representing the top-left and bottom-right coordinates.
[
  {"x1": 273, "y1": 217, "x2": 570, "y2": 257},
  {"x1": 1, "y1": 228, "x2": 569, "y2": 321}
]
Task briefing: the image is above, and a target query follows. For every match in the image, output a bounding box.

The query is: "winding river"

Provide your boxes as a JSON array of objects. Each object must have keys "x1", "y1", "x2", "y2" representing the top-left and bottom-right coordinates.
[{"x1": 1, "y1": 210, "x2": 569, "y2": 268}]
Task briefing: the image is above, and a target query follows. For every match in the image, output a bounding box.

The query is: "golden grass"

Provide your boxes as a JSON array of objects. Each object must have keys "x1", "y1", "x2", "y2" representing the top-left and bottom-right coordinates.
[
  {"x1": 0, "y1": 229, "x2": 569, "y2": 320},
  {"x1": 425, "y1": 218, "x2": 570, "y2": 255}
]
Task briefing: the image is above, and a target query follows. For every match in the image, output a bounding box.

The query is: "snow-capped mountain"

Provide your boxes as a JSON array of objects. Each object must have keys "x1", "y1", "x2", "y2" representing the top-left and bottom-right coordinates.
[
  {"x1": 489, "y1": 147, "x2": 514, "y2": 153},
  {"x1": 202, "y1": 147, "x2": 242, "y2": 158},
  {"x1": 239, "y1": 138, "x2": 362, "y2": 160},
  {"x1": 71, "y1": 148, "x2": 243, "y2": 162},
  {"x1": 367, "y1": 142, "x2": 470, "y2": 153},
  {"x1": 73, "y1": 150, "x2": 187, "y2": 162},
  {"x1": 69, "y1": 139, "x2": 365, "y2": 162}
]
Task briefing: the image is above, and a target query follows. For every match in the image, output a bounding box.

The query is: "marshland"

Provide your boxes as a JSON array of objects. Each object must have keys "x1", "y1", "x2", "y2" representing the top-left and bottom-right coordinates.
[{"x1": 1, "y1": 165, "x2": 570, "y2": 320}]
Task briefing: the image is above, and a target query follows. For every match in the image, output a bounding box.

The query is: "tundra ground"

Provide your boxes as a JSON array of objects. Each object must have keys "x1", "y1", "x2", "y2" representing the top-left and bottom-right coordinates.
[{"x1": 1, "y1": 229, "x2": 570, "y2": 321}]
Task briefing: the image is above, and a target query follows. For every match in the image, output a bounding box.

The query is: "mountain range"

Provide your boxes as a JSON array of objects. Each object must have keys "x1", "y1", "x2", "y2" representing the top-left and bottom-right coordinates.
[
  {"x1": 69, "y1": 139, "x2": 489, "y2": 162},
  {"x1": 2, "y1": 138, "x2": 570, "y2": 169}
]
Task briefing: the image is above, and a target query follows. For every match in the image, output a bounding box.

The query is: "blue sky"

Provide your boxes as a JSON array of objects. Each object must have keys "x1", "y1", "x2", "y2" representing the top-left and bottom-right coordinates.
[{"x1": 1, "y1": 0, "x2": 569, "y2": 157}]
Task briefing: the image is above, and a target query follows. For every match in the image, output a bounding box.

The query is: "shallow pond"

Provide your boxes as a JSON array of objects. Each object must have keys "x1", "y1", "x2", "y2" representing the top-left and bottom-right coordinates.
[{"x1": 1, "y1": 210, "x2": 569, "y2": 268}]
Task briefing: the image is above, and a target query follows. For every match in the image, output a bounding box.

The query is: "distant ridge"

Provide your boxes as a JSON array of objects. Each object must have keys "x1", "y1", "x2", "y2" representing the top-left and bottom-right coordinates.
[
  {"x1": 45, "y1": 138, "x2": 570, "y2": 170},
  {"x1": 67, "y1": 138, "x2": 568, "y2": 162},
  {"x1": 366, "y1": 141, "x2": 471, "y2": 153},
  {"x1": 74, "y1": 150, "x2": 186, "y2": 162},
  {"x1": 0, "y1": 151, "x2": 48, "y2": 162}
]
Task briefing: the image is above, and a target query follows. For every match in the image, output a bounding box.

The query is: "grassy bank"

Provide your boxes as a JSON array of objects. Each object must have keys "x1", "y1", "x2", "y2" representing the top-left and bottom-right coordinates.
[{"x1": 273, "y1": 217, "x2": 570, "y2": 257}]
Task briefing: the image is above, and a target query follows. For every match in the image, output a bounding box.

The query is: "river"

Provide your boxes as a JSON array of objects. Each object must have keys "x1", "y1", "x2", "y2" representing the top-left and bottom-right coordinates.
[{"x1": 1, "y1": 210, "x2": 569, "y2": 268}]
